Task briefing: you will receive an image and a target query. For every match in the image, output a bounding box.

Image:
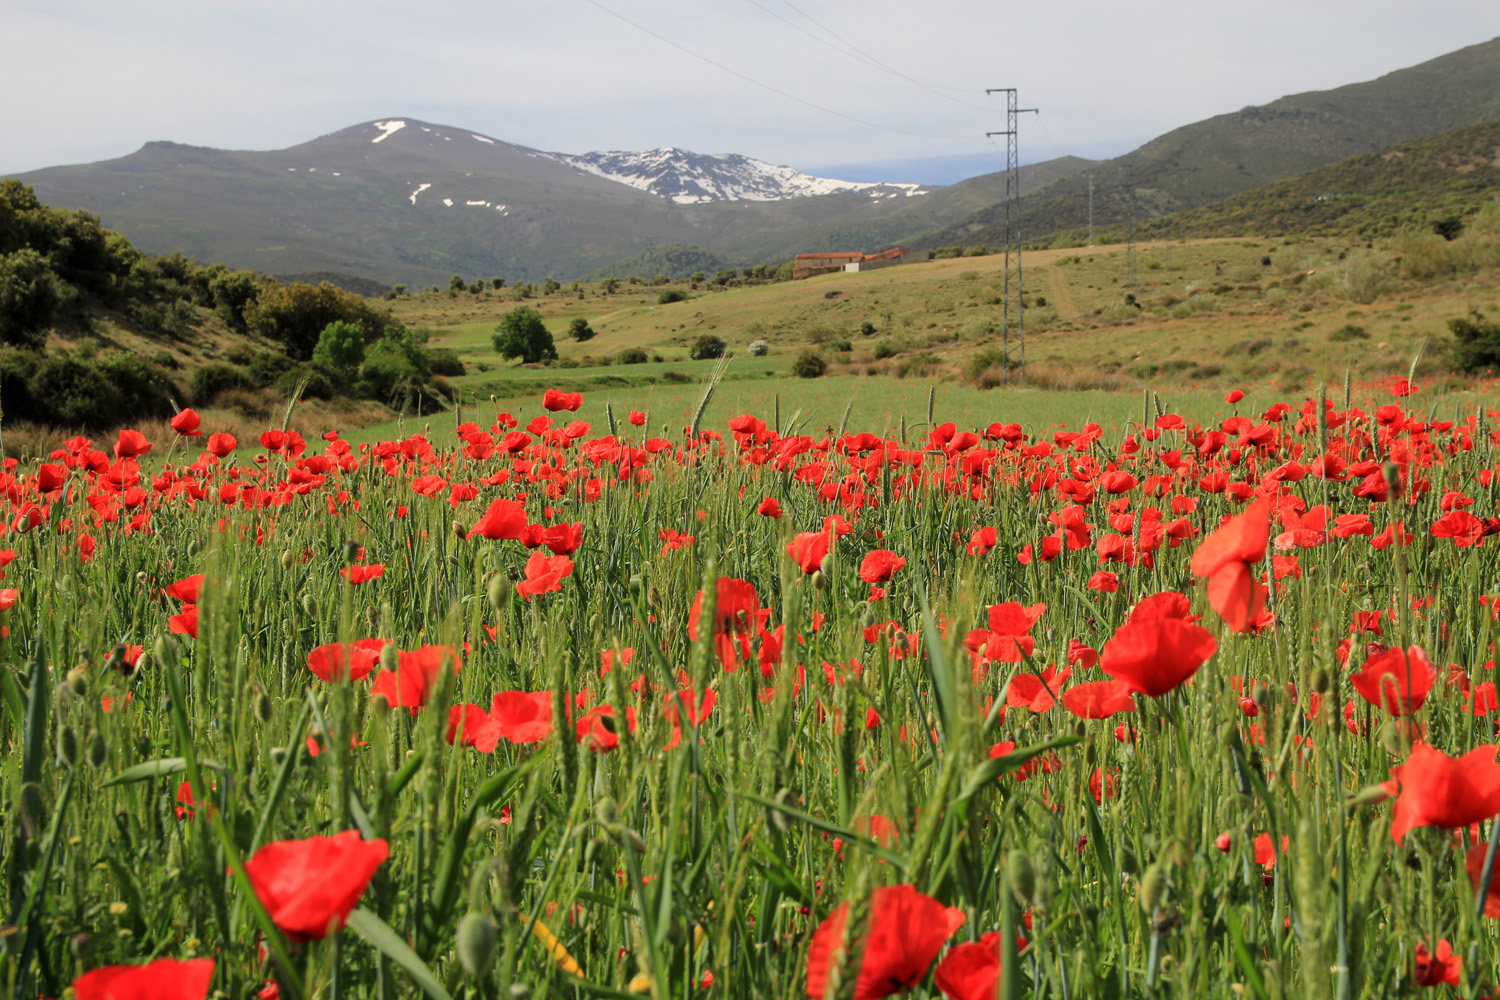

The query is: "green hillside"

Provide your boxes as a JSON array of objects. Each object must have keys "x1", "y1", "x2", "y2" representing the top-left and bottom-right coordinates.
[{"x1": 921, "y1": 36, "x2": 1500, "y2": 249}]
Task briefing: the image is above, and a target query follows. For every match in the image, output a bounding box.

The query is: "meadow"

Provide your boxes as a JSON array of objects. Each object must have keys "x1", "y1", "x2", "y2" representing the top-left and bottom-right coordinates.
[{"x1": 2, "y1": 368, "x2": 1500, "y2": 1000}]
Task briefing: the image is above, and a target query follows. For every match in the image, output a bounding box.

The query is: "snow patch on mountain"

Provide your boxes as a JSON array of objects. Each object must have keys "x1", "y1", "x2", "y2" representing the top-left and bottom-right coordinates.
[
  {"x1": 546, "y1": 148, "x2": 928, "y2": 204},
  {"x1": 372, "y1": 120, "x2": 407, "y2": 144}
]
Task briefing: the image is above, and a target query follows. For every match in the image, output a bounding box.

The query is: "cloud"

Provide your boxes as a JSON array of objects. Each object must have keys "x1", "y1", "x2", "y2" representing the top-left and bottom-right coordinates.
[{"x1": 3, "y1": 0, "x2": 1498, "y2": 177}]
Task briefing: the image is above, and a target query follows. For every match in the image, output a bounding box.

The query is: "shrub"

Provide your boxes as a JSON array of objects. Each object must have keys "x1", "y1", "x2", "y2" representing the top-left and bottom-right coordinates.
[
  {"x1": 747, "y1": 340, "x2": 770, "y2": 357},
  {"x1": 274, "y1": 363, "x2": 337, "y2": 401},
  {"x1": 245, "y1": 280, "x2": 397, "y2": 361},
  {"x1": 657, "y1": 290, "x2": 688, "y2": 305},
  {"x1": 618, "y1": 347, "x2": 649, "y2": 365},
  {"x1": 662, "y1": 371, "x2": 693, "y2": 383},
  {"x1": 492, "y1": 306, "x2": 557, "y2": 364},
  {"x1": 191, "y1": 363, "x2": 252, "y2": 403},
  {"x1": 0, "y1": 248, "x2": 67, "y2": 349},
  {"x1": 830, "y1": 340, "x2": 852, "y2": 353},
  {"x1": 247, "y1": 351, "x2": 295, "y2": 388},
  {"x1": 1451, "y1": 310, "x2": 1500, "y2": 373},
  {"x1": 312, "y1": 321, "x2": 366, "y2": 379},
  {"x1": 1330, "y1": 252, "x2": 1389, "y2": 304},
  {"x1": 790, "y1": 351, "x2": 827, "y2": 378},
  {"x1": 223, "y1": 343, "x2": 256, "y2": 366},
  {"x1": 568, "y1": 317, "x2": 595, "y2": 342},
  {"x1": 426, "y1": 348, "x2": 466, "y2": 377},
  {"x1": 363, "y1": 334, "x2": 432, "y2": 403},
  {"x1": 688, "y1": 335, "x2": 726, "y2": 361},
  {"x1": 860, "y1": 322, "x2": 877, "y2": 337},
  {"x1": 873, "y1": 341, "x2": 898, "y2": 360},
  {"x1": 1328, "y1": 324, "x2": 1369, "y2": 342}
]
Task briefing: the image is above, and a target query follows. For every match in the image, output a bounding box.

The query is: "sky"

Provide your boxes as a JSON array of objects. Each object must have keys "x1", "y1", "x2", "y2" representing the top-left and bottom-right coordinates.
[{"x1": 4, "y1": 0, "x2": 1499, "y2": 184}]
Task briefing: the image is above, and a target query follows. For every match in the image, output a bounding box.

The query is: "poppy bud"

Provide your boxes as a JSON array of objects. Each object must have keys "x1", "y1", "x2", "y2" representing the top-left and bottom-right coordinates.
[
  {"x1": 302, "y1": 592, "x2": 319, "y2": 619},
  {"x1": 269, "y1": 746, "x2": 287, "y2": 766},
  {"x1": 453, "y1": 520, "x2": 468, "y2": 540},
  {"x1": 281, "y1": 549, "x2": 296, "y2": 570},
  {"x1": 1345, "y1": 782, "x2": 1393, "y2": 809},
  {"x1": 1139, "y1": 862, "x2": 1168, "y2": 913},
  {"x1": 1310, "y1": 667, "x2": 1330, "y2": 695},
  {"x1": 134, "y1": 652, "x2": 153, "y2": 675},
  {"x1": 253, "y1": 688, "x2": 274, "y2": 724},
  {"x1": 67, "y1": 666, "x2": 89, "y2": 697},
  {"x1": 1381, "y1": 462, "x2": 1401, "y2": 500},
  {"x1": 1118, "y1": 846, "x2": 1139, "y2": 875},
  {"x1": 136, "y1": 571, "x2": 148, "y2": 585},
  {"x1": 380, "y1": 642, "x2": 400, "y2": 673},
  {"x1": 594, "y1": 796, "x2": 618, "y2": 825},
  {"x1": 1378, "y1": 720, "x2": 1404, "y2": 756},
  {"x1": 154, "y1": 635, "x2": 178, "y2": 664},
  {"x1": 510, "y1": 986, "x2": 533, "y2": 1000},
  {"x1": 86, "y1": 730, "x2": 108, "y2": 769},
  {"x1": 769, "y1": 788, "x2": 794, "y2": 833},
  {"x1": 19, "y1": 782, "x2": 45, "y2": 837},
  {"x1": 627, "y1": 575, "x2": 643, "y2": 595},
  {"x1": 343, "y1": 540, "x2": 360, "y2": 564},
  {"x1": 1008, "y1": 850, "x2": 1037, "y2": 905},
  {"x1": 487, "y1": 574, "x2": 512, "y2": 611},
  {"x1": 187, "y1": 539, "x2": 200, "y2": 558},
  {"x1": 1084, "y1": 741, "x2": 1097, "y2": 766},
  {"x1": 1215, "y1": 832, "x2": 1231, "y2": 852},
  {"x1": 456, "y1": 912, "x2": 500, "y2": 978},
  {"x1": 57, "y1": 726, "x2": 80, "y2": 768},
  {"x1": 1252, "y1": 683, "x2": 1274, "y2": 711},
  {"x1": 818, "y1": 554, "x2": 834, "y2": 576}
]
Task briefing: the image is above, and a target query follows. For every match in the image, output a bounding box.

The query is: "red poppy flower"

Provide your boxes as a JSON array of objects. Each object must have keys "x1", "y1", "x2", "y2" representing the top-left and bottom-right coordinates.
[
  {"x1": 1088, "y1": 570, "x2": 1119, "y2": 593},
  {"x1": 934, "y1": 932, "x2": 1004, "y2": 1000},
  {"x1": 243, "y1": 831, "x2": 389, "y2": 939},
  {"x1": 168, "y1": 605, "x2": 200, "y2": 638},
  {"x1": 858, "y1": 549, "x2": 906, "y2": 583},
  {"x1": 446, "y1": 703, "x2": 504, "y2": 752},
  {"x1": 1127, "y1": 591, "x2": 1193, "y2": 622},
  {"x1": 542, "y1": 389, "x2": 583, "y2": 411},
  {"x1": 541, "y1": 521, "x2": 584, "y2": 555},
  {"x1": 0, "y1": 589, "x2": 18, "y2": 612},
  {"x1": 628, "y1": 409, "x2": 646, "y2": 426},
  {"x1": 1099, "y1": 618, "x2": 1218, "y2": 697},
  {"x1": 1350, "y1": 645, "x2": 1436, "y2": 717},
  {"x1": 1466, "y1": 844, "x2": 1500, "y2": 917},
  {"x1": 1414, "y1": 938, "x2": 1462, "y2": 987},
  {"x1": 788, "y1": 530, "x2": 831, "y2": 574},
  {"x1": 1225, "y1": 389, "x2": 1244, "y2": 404},
  {"x1": 115, "y1": 429, "x2": 151, "y2": 459},
  {"x1": 467, "y1": 498, "x2": 529, "y2": 541},
  {"x1": 1061, "y1": 679, "x2": 1136, "y2": 719},
  {"x1": 164, "y1": 574, "x2": 206, "y2": 605},
  {"x1": 805, "y1": 884, "x2": 965, "y2": 1000},
  {"x1": 74, "y1": 957, "x2": 215, "y2": 1000},
  {"x1": 757, "y1": 496, "x2": 783, "y2": 519},
  {"x1": 170, "y1": 409, "x2": 203, "y2": 437},
  {"x1": 966, "y1": 526, "x2": 998, "y2": 556},
  {"x1": 370, "y1": 645, "x2": 461, "y2": 713},
  {"x1": 339, "y1": 563, "x2": 386, "y2": 585},
  {"x1": 206, "y1": 432, "x2": 237, "y2": 458},
  {"x1": 1190, "y1": 497, "x2": 1270, "y2": 632},
  {"x1": 1007, "y1": 664, "x2": 1072, "y2": 713},
  {"x1": 515, "y1": 550, "x2": 574, "y2": 599},
  {"x1": 1386, "y1": 744, "x2": 1500, "y2": 842},
  {"x1": 576, "y1": 704, "x2": 637, "y2": 751},
  {"x1": 490, "y1": 690, "x2": 554, "y2": 743},
  {"x1": 307, "y1": 639, "x2": 385, "y2": 682}
]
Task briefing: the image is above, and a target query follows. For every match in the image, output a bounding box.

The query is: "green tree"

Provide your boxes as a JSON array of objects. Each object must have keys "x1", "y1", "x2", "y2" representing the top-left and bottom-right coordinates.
[
  {"x1": 599, "y1": 277, "x2": 620, "y2": 295},
  {"x1": 492, "y1": 306, "x2": 557, "y2": 364},
  {"x1": 491, "y1": 277, "x2": 505, "y2": 290},
  {"x1": 449, "y1": 275, "x2": 466, "y2": 292},
  {"x1": 714, "y1": 269, "x2": 736, "y2": 286},
  {"x1": 688, "y1": 334, "x2": 726, "y2": 360},
  {"x1": 791, "y1": 350, "x2": 827, "y2": 378},
  {"x1": 689, "y1": 272, "x2": 705, "y2": 285},
  {"x1": 0, "y1": 248, "x2": 67, "y2": 348},
  {"x1": 568, "y1": 317, "x2": 596, "y2": 342},
  {"x1": 542, "y1": 278, "x2": 561, "y2": 295},
  {"x1": 1450, "y1": 310, "x2": 1500, "y2": 372},
  {"x1": 312, "y1": 320, "x2": 366, "y2": 379}
]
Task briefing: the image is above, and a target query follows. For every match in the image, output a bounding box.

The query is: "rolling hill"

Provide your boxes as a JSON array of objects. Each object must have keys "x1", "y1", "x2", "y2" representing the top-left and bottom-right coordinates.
[{"x1": 920, "y1": 35, "x2": 1500, "y2": 249}]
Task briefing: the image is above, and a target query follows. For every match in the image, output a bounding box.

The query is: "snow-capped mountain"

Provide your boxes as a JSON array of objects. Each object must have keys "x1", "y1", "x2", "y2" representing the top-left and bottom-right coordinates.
[{"x1": 546, "y1": 148, "x2": 929, "y2": 204}]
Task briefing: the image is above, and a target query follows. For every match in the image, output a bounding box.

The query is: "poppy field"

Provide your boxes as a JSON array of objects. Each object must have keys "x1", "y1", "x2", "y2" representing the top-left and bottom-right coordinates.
[{"x1": 3, "y1": 376, "x2": 1500, "y2": 1000}]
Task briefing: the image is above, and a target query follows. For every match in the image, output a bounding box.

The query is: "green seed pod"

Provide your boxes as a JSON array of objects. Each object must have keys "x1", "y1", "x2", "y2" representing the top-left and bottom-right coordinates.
[
  {"x1": 594, "y1": 796, "x2": 619, "y2": 826},
  {"x1": 1378, "y1": 720, "x2": 1404, "y2": 757},
  {"x1": 57, "y1": 726, "x2": 80, "y2": 768},
  {"x1": 1008, "y1": 851, "x2": 1037, "y2": 905},
  {"x1": 1252, "y1": 683, "x2": 1274, "y2": 711},
  {"x1": 811, "y1": 570, "x2": 825, "y2": 591},
  {"x1": 456, "y1": 912, "x2": 500, "y2": 978},
  {"x1": 380, "y1": 642, "x2": 400, "y2": 673},
  {"x1": 818, "y1": 553, "x2": 834, "y2": 576},
  {"x1": 1310, "y1": 667, "x2": 1330, "y2": 696},
  {"x1": 86, "y1": 731, "x2": 108, "y2": 769},
  {"x1": 301, "y1": 592, "x2": 318, "y2": 619},
  {"x1": 67, "y1": 666, "x2": 89, "y2": 697},
  {"x1": 1139, "y1": 862, "x2": 1168, "y2": 913},
  {"x1": 488, "y1": 574, "x2": 511, "y2": 611},
  {"x1": 280, "y1": 549, "x2": 296, "y2": 571},
  {"x1": 1084, "y1": 741, "x2": 1098, "y2": 767}
]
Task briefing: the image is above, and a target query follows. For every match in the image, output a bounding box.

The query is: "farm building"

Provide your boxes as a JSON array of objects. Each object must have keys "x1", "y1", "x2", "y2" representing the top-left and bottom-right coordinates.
[{"x1": 793, "y1": 247, "x2": 930, "y2": 279}]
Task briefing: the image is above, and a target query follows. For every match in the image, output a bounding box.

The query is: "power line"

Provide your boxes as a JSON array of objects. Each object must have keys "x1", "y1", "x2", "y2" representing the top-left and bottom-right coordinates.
[
  {"x1": 580, "y1": 0, "x2": 975, "y2": 141},
  {"x1": 986, "y1": 88, "x2": 1037, "y2": 387},
  {"x1": 777, "y1": 0, "x2": 981, "y2": 96},
  {"x1": 749, "y1": 0, "x2": 993, "y2": 112}
]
